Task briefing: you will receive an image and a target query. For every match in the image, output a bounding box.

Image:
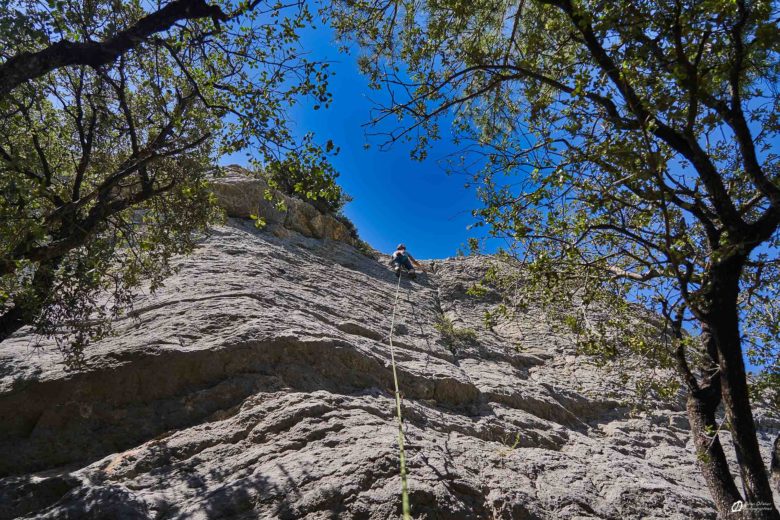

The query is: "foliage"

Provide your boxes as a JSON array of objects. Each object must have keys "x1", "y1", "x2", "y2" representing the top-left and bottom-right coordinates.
[
  {"x1": 496, "y1": 432, "x2": 522, "y2": 458},
  {"x1": 465, "y1": 283, "x2": 490, "y2": 299},
  {"x1": 261, "y1": 134, "x2": 350, "y2": 214},
  {"x1": 335, "y1": 0, "x2": 780, "y2": 511},
  {"x1": 334, "y1": 212, "x2": 359, "y2": 240},
  {"x1": 334, "y1": 0, "x2": 780, "y2": 377},
  {"x1": 330, "y1": 211, "x2": 379, "y2": 258},
  {"x1": 434, "y1": 314, "x2": 477, "y2": 353},
  {"x1": 467, "y1": 237, "x2": 480, "y2": 255},
  {"x1": 354, "y1": 238, "x2": 379, "y2": 259},
  {"x1": 467, "y1": 256, "x2": 682, "y2": 406},
  {"x1": 0, "y1": 0, "x2": 336, "y2": 362}
]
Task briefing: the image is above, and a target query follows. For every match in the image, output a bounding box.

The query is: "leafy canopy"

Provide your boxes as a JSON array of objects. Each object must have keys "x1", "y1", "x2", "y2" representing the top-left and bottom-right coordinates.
[
  {"x1": 334, "y1": 0, "x2": 780, "y2": 396},
  {"x1": 0, "y1": 0, "x2": 339, "y2": 362},
  {"x1": 336, "y1": 4, "x2": 780, "y2": 511}
]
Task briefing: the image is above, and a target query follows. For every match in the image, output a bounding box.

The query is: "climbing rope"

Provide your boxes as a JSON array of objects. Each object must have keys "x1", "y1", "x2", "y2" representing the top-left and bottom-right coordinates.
[{"x1": 387, "y1": 268, "x2": 411, "y2": 520}]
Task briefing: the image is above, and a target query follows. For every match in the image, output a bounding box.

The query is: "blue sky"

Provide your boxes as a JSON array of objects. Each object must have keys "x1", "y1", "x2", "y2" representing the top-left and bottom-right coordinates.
[
  {"x1": 214, "y1": 18, "x2": 775, "y2": 373},
  {"x1": 220, "y1": 24, "x2": 488, "y2": 260}
]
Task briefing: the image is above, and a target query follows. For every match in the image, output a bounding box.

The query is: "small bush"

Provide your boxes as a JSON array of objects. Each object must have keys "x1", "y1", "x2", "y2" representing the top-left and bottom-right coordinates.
[
  {"x1": 334, "y1": 212, "x2": 359, "y2": 239},
  {"x1": 263, "y1": 139, "x2": 350, "y2": 214},
  {"x1": 434, "y1": 315, "x2": 477, "y2": 352},
  {"x1": 355, "y1": 239, "x2": 379, "y2": 259}
]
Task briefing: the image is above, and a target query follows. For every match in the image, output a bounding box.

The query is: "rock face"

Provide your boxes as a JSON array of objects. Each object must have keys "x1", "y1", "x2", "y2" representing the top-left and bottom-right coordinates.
[
  {"x1": 0, "y1": 217, "x2": 778, "y2": 518},
  {"x1": 209, "y1": 166, "x2": 357, "y2": 244}
]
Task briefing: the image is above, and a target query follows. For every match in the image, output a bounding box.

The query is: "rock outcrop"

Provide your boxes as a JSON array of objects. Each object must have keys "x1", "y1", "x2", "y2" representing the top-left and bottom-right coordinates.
[
  {"x1": 210, "y1": 166, "x2": 357, "y2": 244},
  {"x1": 0, "y1": 194, "x2": 778, "y2": 518}
]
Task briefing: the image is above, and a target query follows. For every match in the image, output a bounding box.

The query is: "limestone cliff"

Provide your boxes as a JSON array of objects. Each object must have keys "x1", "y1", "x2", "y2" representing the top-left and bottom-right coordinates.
[{"x1": 0, "y1": 183, "x2": 778, "y2": 519}]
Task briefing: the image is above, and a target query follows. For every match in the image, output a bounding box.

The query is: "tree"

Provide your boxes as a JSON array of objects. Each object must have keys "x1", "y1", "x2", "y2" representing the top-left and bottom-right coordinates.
[
  {"x1": 0, "y1": 0, "x2": 336, "y2": 362},
  {"x1": 264, "y1": 135, "x2": 351, "y2": 214},
  {"x1": 334, "y1": 0, "x2": 780, "y2": 517}
]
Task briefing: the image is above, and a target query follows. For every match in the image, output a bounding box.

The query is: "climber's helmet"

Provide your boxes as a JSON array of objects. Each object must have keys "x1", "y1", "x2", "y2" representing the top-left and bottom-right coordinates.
[{"x1": 397, "y1": 243, "x2": 406, "y2": 250}]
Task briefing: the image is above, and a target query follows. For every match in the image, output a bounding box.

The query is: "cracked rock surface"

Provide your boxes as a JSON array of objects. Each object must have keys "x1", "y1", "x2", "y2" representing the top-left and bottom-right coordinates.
[{"x1": 1, "y1": 219, "x2": 778, "y2": 519}]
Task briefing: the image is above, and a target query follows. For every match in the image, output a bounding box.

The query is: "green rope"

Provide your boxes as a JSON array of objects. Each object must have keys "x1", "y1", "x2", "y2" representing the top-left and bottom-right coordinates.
[{"x1": 388, "y1": 268, "x2": 411, "y2": 519}]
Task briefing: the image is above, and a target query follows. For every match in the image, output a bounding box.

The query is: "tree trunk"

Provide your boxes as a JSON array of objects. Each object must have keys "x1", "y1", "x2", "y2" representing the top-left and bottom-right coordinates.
[
  {"x1": 687, "y1": 381, "x2": 745, "y2": 516},
  {"x1": 0, "y1": 305, "x2": 27, "y2": 342},
  {"x1": 771, "y1": 434, "x2": 779, "y2": 494},
  {"x1": 0, "y1": 259, "x2": 58, "y2": 342},
  {"x1": 706, "y1": 257, "x2": 779, "y2": 519}
]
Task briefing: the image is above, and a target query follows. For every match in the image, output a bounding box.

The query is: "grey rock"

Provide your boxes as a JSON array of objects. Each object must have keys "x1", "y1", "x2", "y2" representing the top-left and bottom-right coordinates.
[
  {"x1": 209, "y1": 165, "x2": 356, "y2": 244},
  {"x1": 0, "y1": 221, "x2": 777, "y2": 519}
]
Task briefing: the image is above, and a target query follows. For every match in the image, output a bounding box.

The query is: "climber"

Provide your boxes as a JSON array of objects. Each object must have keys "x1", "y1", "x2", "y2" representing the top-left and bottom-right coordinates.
[{"x1": 389, "y1": 244, "x2": 424, "y2": 277}]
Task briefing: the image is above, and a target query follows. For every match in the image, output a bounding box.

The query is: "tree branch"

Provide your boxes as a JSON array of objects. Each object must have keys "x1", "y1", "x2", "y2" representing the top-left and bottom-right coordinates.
[
  {"x1": 0, "y1": 0, "x2": 228, "y2": 98},
  {"x1": 539, "y1": 0, "x2": 747, "y2": 235}
]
